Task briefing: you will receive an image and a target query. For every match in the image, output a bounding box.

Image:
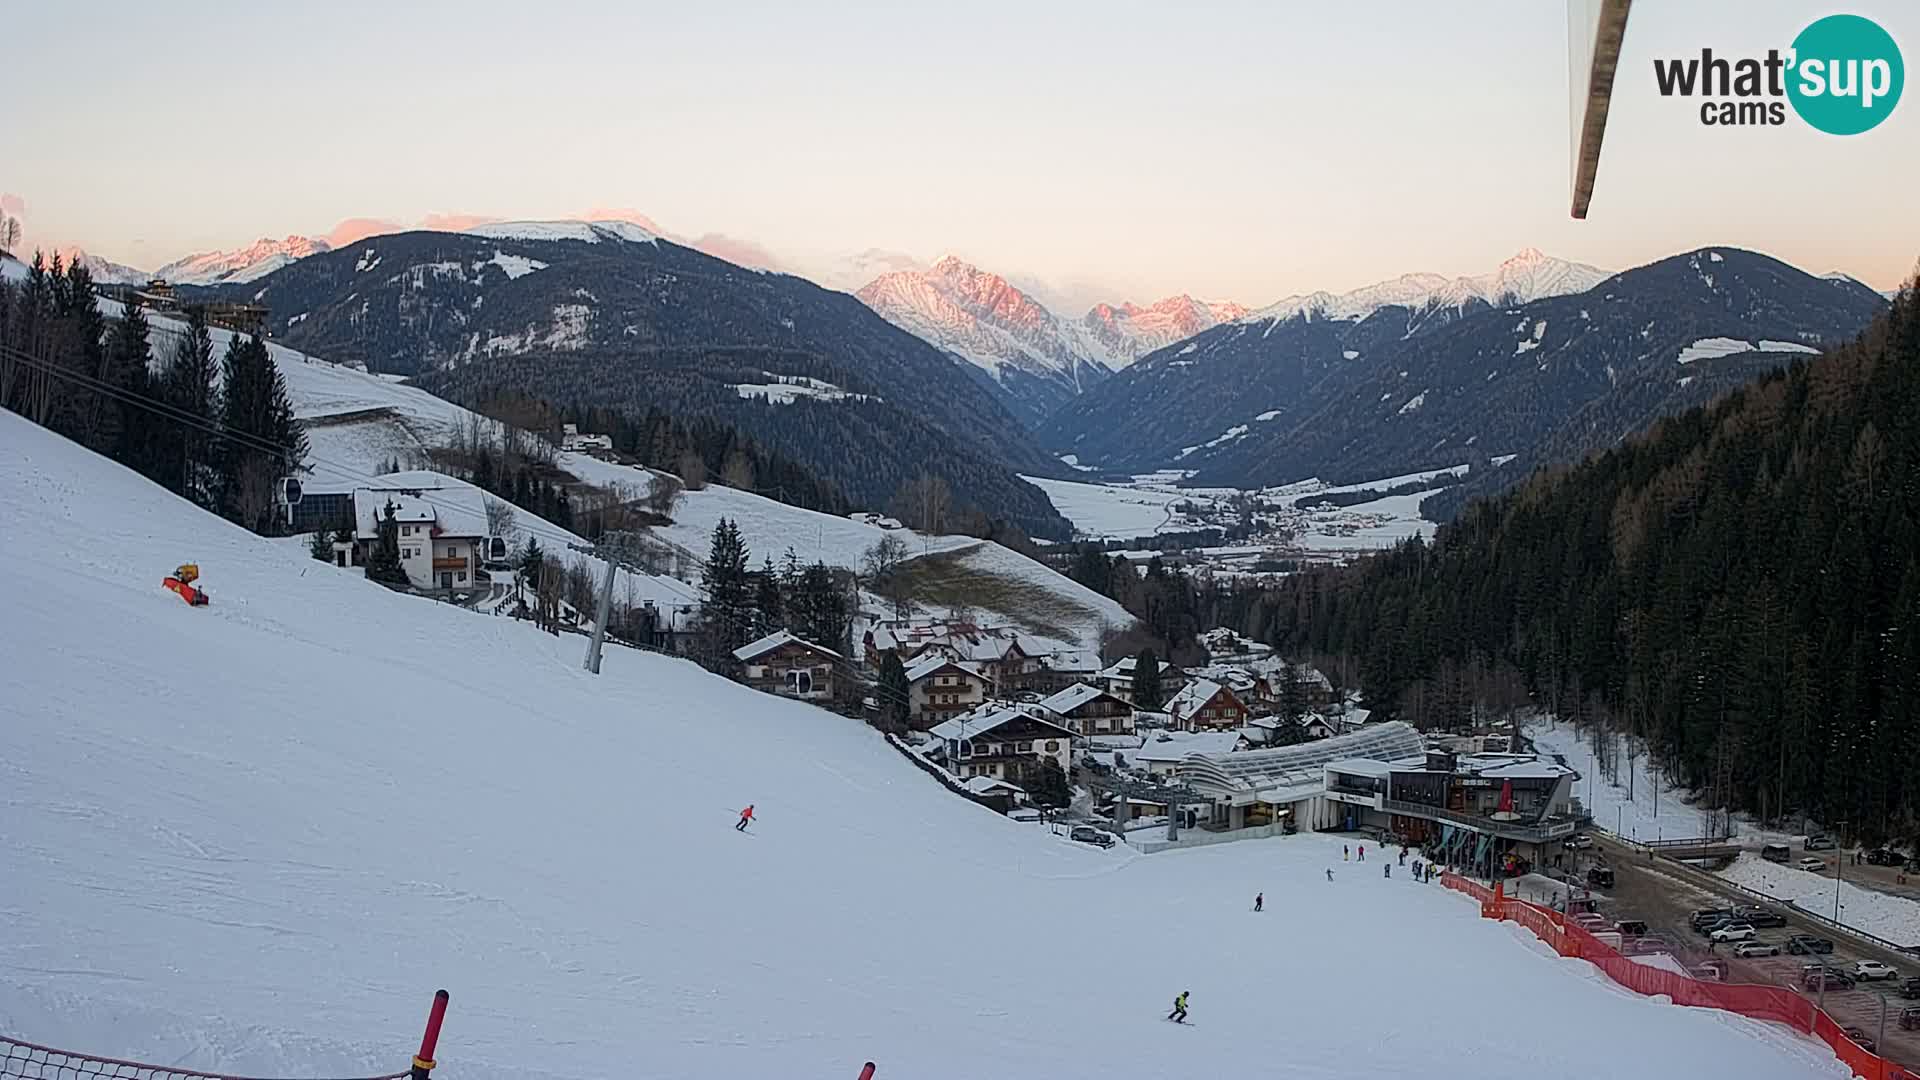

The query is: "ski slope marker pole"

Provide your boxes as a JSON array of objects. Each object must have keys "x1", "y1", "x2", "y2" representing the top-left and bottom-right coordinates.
[
  {"x1": 857, "y1": 1063, "x2": 876, "y2": 1080},
  {"x1": 412, "y1": 989, "x2": 450, "y2": 1080}
]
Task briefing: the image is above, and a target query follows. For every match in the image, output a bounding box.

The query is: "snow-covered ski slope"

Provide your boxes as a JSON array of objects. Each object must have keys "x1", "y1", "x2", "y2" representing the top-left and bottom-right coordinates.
[{"x1": 0, "y1": 414, "x2": 1850, "y2": 1080}]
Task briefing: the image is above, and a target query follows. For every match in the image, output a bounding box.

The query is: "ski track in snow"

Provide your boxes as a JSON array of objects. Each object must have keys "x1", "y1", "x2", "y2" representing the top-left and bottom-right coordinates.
[{"x1": 0, "y1": 410, "x2": 1854, "y2": 1080}]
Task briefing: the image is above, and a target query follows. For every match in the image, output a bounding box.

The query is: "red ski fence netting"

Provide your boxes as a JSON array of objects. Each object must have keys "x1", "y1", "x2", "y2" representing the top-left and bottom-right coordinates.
[{"x1": 1441, "y1": 873, "x2": 1911, "y2": 1080}]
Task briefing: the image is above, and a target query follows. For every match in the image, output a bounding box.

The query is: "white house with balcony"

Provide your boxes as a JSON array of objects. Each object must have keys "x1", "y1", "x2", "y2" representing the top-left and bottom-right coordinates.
[
  {"x1": 928, "y1": 706, "x2": 1074, "y2": 783},
  {"x1": 348, "y1": 474, "x2": 493, "y2": 591}
]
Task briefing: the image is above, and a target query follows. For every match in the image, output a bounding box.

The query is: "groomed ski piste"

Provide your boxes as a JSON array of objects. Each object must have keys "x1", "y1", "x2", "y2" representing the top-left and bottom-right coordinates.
[{"x1": 0, "y1": 410, "x2": 1853, "y2": 1080}]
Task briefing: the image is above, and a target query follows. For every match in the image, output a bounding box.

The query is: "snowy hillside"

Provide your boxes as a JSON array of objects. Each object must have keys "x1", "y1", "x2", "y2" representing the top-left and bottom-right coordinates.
[
  {"x1": 0, "y1": 410, "x2": 1850, "y2": 1080},
  {"x1": 105, "y1": 298, "x2": 1123, "y2": 646},
  {"x1": 155, "y1": 235, "x2": 331, "y2": 285}
]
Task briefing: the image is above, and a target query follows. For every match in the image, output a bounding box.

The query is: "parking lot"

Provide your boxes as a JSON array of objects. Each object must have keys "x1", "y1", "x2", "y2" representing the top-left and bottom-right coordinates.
[{"x1": 1579, "y1": 838, "x2": 1920, "y2": 1069}]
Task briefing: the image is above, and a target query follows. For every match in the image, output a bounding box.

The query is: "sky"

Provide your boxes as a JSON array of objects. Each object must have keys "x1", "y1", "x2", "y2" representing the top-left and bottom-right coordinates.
[{"x1": 5, "y1": 0, "x2": 1915, "y2": 310}]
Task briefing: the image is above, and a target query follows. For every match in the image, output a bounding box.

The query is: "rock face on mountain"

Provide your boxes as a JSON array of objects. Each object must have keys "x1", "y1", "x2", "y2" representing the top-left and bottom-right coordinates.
[
  {"x1": 214, "y1": 223, "x2": 1072, "y2": 537},
  {"x1": 856, "y1": 257, "x2": 1113, "y2": 426},
  {"x1": 1043, "y1": 248, "x2": 1887, "y2": 501},
  {"x1": 1081, "y1": 295, "x2": 1250, "y2": 366}
]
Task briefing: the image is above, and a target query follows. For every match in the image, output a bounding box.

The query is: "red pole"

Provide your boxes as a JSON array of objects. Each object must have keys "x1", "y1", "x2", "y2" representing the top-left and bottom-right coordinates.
[
  {"x1": 412, "y1": 990, "x2": 449, "y2": 1080},
  {"x1": 857, "y1": 1064, "x2": 875, "y2": 1080}
]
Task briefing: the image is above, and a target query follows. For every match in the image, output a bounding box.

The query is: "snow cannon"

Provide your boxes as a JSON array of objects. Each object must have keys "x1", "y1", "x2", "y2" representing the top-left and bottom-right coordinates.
[{"x1": 163, "y1": 563, "x2": 209, "y2": 606}]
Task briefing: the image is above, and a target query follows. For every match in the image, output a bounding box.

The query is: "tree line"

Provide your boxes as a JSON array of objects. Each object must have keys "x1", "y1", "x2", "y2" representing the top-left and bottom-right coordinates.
[
  {"x1": 1264, "y1": 281, "x2": 1920, "y2": 846},
  {"x1": 1, "y1": 252, "x2": 304, "y2": 533}
]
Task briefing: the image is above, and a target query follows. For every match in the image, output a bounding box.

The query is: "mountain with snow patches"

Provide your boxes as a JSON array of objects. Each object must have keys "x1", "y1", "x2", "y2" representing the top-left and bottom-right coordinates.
[
  {"x1": 155, "y1": 235, "x2": 331, "y2": 286},
  {"x1": 204, "y1": 222, "x2": 1071, "y2": 537},
  {"x1": 62, "y1": 249, "x2": 151, "y2": 285},
  {"x1": 856, "y1": 256, "x2": 1119, "y2": 426},
  {"x1": 1045, "y1": 247, "x2": 1887, "y2": 499},
  {"x1": 1242, "y1": 248, "x2": 1609, "y2": 325}
]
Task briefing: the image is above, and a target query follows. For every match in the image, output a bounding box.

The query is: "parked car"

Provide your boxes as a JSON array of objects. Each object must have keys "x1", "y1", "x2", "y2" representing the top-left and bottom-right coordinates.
[
  {"x1": 1068, "y1": 825, "x2": 1116, "y2": 848},
  {"x1": 1761, "y1": 843, "x2": 1792, "y2": 863},
  {"x1": 1899, "y1": 1006, "x2": 1920, "y2": 1031},
  {"x1": 1586, "y1": 866, "x2": 1616, "y2": 889},
  {"x1": 1615, "y1": 919, "x2": 1649, "y2": 937},
  {"x1": 1694, "y1": 915, "x2": 1736, "y2": 935},
  {"x1": 1734, "y1": 941, "x2": 1782, "y2": 958},
  {"x1": 1854, "y1": 960, "x2": 1899, "y2": 981},
  {"x1": 1797, "y1": 856, "x2": 1829, "y2": 872},
  {"x1": 1564, "y1": 834, "x2": 1595, "y2": 849},
  {"x1": 1635, "y1": 934, "x2": 1674, "y2": 953},
  {"x1": 1805, "y1": 835, "x2": 1837, "y2": 851},
  {"x1": 1843, "y1": 1026, "x2": 1876, "y2": 1052},
  {"x1": 1734, "y1": 906, "x2": 1788, "y2": 928},
  {"x1": 1867, "y1": 848, "x2": 1904, "y2": 866},
  {"x1": 1788, "y1": 935, "x2": 1836, "y2": 955},
  {"x1": 1710, "y1": 923, "x2": 1757, "y2": 942},
  {"x1": 1901, "y1": 976, "x2": 1920, "y2": 1000},
  {"x1": 1572, "y1": 913, "x2": 1610, "y2": 930},
  {"x1": 1805, "y1": 969, "x2": 1855, "y2": 991},
  {"x1": 1690, "y1": 961, "x2": 1727, "y2": 981},
  {"x1": 1007, "y1": 808, "x2": 1044, "y2": 823}
]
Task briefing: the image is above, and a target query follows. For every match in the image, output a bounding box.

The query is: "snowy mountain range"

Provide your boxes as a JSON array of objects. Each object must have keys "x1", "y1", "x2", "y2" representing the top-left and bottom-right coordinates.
[
  {"x1": 155, "y1": 235, "x2": 332, "y2": 286},
  {"x1": 856, "y1": 256, "x2": 1117, "y2": 426},
  {"x1": 1082, "y1": 295, "x2": 1250, "y2": 363},
  {"x1": 1044, "y1": 247, "x2": 1888, "y2": 500},
  {"x1": 1241, "y1": 248, "x2": 1610, "y2": 325},
  {"x1": 855, "y1": 256, "x2": 1249, "y2": 427}
]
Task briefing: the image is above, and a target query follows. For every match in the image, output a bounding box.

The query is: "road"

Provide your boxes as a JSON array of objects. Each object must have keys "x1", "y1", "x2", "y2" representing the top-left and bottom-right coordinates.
[{"x1": 1580, "y1": 834, "x2": 1920, "y2": 1069}]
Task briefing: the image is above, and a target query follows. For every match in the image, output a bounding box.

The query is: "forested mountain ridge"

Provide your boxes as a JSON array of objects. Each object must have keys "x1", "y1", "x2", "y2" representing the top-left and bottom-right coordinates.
[
  {"x1": 1266, "y1": 278, "x2": 1920, "y2": 844},
  {"x1": 198, "y1": 225, "x2": 1071, "y2": 537}
]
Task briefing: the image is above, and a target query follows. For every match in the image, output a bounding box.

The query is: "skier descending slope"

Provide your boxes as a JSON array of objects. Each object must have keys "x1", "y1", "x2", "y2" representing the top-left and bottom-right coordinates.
[
  {"x1": 1253, "y1": 892, "x2": 1263, "y2": 912},
  {"x1": 735, "y1": 804, "x2": 755, "y2": 832},
  {"x1": 1166, "y1": 990, "x2": 1190, "y2": 1024}
]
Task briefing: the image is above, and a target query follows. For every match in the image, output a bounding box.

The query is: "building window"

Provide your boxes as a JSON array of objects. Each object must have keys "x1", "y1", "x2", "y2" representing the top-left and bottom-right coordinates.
[
  {"x1": 787, "y1": 670, "x2": 813, "y2": 695},
  {"x1": 1045, "y1": 740, "x2": 1059, "y2": 752},
  {"x1": 1018, "y1": 741, "x2": 1032, "y2": 752},
  {"x1": 457, "y1": 572, "x2": 467, "y2": 583}
]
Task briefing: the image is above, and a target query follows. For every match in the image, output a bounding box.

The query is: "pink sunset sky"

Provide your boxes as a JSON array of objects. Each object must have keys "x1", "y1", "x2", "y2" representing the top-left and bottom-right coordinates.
[{"x1": 6, "y1": 0, "x2": 1915, "y2": 309}]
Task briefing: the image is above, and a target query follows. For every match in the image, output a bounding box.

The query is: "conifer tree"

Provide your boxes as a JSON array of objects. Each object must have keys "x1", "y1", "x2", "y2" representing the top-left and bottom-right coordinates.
[
  {"x1": 104, "y1": 295, "x2": 154, "y2": 469},
  {"x1": 1133, "y1": 649, "x2": 1164, "y2": 711},
  {"x1": 365, "y1": 502, "x2": 408, "y2": 585},
  {"x1": 700, "y1": 518, "x2": 754, "y2": 659},
  {"x1": 157, "y1": 306, "x2": 219, "y2": 505},
  {"x1": 877, "y1": 650, "x2": 911, "y2": 733}
]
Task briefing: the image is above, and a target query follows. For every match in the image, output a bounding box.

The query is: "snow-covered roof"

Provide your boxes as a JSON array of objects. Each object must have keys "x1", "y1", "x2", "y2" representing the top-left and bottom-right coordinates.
[
  {"x1": 1039, "y1": 649, "x2": 1100, "y2": 673},
  {"x1": 1168, "y1": 678, "x2": 1229, "y2": 717},
  {"x1": 1458, "y1": 755, "x2": 1573, "y2": 781},
  {"x1": 732, "y1": 630, "x2": 843, "y2": 663},
  {"x1": 1038, "y1": 682, "x2": 1117, "y2": 715},
  {"x1": 961, "y1": 775, "x2": 1024, "y2": 796},
  {"x1": 905, "y1": 655, "x2": 982, "y2": 683},
  {"x1": 344, "y1": 472, "x2": 493, "y2": 540},
  {"x1": 1326, "y1": 757, "x2": 1399, "y2": 779},
  {"x1": 1172, "y1": 721, "x2": 1427, "y2": 798},
  {"x1": 927, "y1": 707, "x2": 1071, "y2": 743},
  {"x1": 1130, "y1": 730, "x2": 1243, "y2": 762}
]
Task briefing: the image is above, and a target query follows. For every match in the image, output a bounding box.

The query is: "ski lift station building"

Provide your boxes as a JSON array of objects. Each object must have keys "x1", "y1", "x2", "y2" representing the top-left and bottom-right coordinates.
[{"x1": 1148, "y1": 722, "x2": 1584, "y2": 863}]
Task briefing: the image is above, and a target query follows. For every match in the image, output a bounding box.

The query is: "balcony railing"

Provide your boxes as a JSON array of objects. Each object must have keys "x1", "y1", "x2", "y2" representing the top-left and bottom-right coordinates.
[
  {"x1": 432, "y1": 557, "x2": 469, "y2": 573},
  {"x1": 1381, "y1": 798, "x2": 1579, "y2": 843}
]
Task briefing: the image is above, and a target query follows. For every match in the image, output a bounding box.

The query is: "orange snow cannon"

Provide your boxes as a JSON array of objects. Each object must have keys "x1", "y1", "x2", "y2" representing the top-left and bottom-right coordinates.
[{"x1": 163, "y1": 563, "x2": 209, "y2": 606}]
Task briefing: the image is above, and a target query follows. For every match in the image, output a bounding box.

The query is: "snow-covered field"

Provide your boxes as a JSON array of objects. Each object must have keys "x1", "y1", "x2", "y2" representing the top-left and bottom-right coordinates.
[
  {"x1": 0, "y1": 412, "x2": 1851, "y2": 1080},
  {"x1": 1717, "y1": 854, "x2": 1920, "y2": 949},
  {"x1": 1019, "y1": 473, "x2": 1210, "y2": 539}
]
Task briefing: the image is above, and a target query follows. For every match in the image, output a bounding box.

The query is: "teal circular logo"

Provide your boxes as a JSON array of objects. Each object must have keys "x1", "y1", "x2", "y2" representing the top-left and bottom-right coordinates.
[{"x1": 1787, "y1": 14, "x2": 1903, "y2": 135}]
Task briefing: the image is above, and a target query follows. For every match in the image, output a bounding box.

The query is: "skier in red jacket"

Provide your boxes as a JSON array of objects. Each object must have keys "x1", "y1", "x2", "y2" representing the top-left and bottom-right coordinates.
[{"x1": 736, "y1": 805, "x2": 755, "y2": 831}]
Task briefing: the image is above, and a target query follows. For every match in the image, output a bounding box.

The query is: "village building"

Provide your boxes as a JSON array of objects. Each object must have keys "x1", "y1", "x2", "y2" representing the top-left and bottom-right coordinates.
[
  {"x1": 1123, "y1": 729, "x2": 1247, "y2": 777},
  {"x1": 1167, "y1": 678, "x2": 1250, "y2": 732},
  {"x1": 905, "y1": 656, "x2": 990, "y2": 729},
  {"x1": 1096, "y1": 656, "x2": 1139, "y2": 702},
  {"x1": 928, "y1": 706, "x2": 1075, "y2": 784},
  {"x1": 1036, "y1": 682, "x2": 1136, "y2": 737},
  {"x1": 346, "y1": 480, "x2": 492, "y2": 592},
  {"x1": 733, "y1": 630, "x2": 842, "y2": 702},
  {"x1": 559, "y1": 423, "x2": 614, "y2": 454}
]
